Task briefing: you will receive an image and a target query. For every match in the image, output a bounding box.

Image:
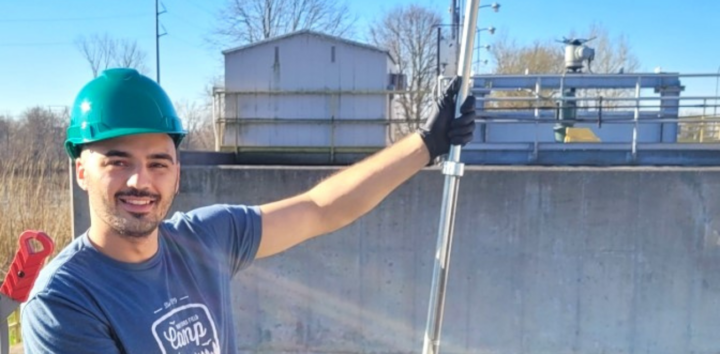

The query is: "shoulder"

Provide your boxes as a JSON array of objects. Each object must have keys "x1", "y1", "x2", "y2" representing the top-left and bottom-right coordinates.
[
  {"x1": 160, "y1": 204, "x2": 264, "y2": 272},
  {"x1": 162, "y1": 204, "x2": 262, "y2": 234},
  {"x1": 22, "y1": 235, "x2": 107, "y2": 329},
  {"x1": 26, "y1": 235, "x2": 94, "y2": 302},
  {"x1": 166, "y1": 204, "x2": 261, "y2": 223}
]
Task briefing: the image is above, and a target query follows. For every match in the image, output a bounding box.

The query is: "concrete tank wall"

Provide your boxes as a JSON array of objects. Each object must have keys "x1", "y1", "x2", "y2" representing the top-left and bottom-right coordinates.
[{"x1": 71, "y1": 166, "x2": 720, "y2": 354}]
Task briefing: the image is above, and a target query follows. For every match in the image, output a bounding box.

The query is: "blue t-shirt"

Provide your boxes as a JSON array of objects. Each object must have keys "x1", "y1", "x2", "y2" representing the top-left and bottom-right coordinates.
[{"x1": 21, "y1": 204, "x2": 262, "y2": 354}]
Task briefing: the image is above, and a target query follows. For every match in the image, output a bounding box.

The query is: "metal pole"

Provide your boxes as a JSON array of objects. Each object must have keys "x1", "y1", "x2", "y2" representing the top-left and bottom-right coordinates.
[
  {"x1": 631, "y1": 77, "x2": 640, "y2": 159},
  {"x1": 701, "y1": 98, "x2": 706, "y2": 143},
  {"x1": 437, "y1": 27, "x2": 442, "y2": 77},
  {"x1": 155, "y1": 0, "x2": 160, "y2": 83},
  {"x1": 714, "y1": 65, "x2": 719, "y2": 118},
  {"x1": 155, "y1": 0, "x2": 167, "y2": 83},
  {"x1": 714, "y1": 66, "x2": 719, "y2": 140},
  {"x1": 422, "y1": 1, "x2": 480, "y2": 354}
]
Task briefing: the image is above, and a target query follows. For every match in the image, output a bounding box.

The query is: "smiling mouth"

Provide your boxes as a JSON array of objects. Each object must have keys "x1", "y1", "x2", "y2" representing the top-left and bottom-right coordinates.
[
  {"x1": 118, "y1": 197, "x2": 157, "y2": 213},
  {"x1": 119, "y1": 198, "x2": 154, "y2": 205}
]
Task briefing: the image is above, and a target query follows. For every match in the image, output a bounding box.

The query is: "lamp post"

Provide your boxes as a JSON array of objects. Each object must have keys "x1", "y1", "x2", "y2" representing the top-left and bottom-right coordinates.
[
  {"x1": 480, "y1": 2, "x2": 501, "y2": 12},
  {"x1": 434, "y1": 23, "x2": 456, "y2": 77},
  {"x1": 477, "y1": 26, "x2": 496, "y2": 35},
  {"x1": 474, "y1": 27, "x2": 495, "y2": 74},
  {"x1": 442, "y1": 1, "x2": 500, "y2": 77}
]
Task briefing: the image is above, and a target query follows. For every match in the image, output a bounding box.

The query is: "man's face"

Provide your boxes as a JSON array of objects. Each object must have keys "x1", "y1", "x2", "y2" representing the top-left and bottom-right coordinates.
[{"x1": 76, "y1": 133, "x2": 180, "y2": 239}]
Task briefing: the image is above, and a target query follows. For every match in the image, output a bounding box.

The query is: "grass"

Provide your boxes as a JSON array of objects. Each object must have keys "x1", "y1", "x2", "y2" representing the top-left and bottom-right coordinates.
[
  {"x1": 0, "y1": 154, "x2": 72, "y2": 348},
  {"x1": 0, "y1": 154, "x2": 72, "y2": 347},
  {"x1": 0, "y1": 155, "x2": 72, "y2": 287}
]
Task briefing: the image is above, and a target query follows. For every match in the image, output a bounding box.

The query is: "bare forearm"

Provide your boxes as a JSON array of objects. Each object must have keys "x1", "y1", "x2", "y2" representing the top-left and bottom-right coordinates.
[
  {"x1": 256, "y1": 81, "x2": 475, "y2": 258},
  {"x1": 307, "y1": 132, "x2": 430, "y2": 233}
]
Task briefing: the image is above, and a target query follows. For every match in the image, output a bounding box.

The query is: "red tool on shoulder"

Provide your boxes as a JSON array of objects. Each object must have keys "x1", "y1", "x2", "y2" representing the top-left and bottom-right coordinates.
[
  {"x1": 0, "y1": 230, "x2": 55, "y2": 354},
  {"x1": 1, "y1": 230, "x2": 55, "y2": 302}
]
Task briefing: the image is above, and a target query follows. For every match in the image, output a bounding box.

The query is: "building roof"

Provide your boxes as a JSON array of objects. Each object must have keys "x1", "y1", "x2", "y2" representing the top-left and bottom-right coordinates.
[{"x1": 221, "y1": 29, "x2": 393, "y2": 61}]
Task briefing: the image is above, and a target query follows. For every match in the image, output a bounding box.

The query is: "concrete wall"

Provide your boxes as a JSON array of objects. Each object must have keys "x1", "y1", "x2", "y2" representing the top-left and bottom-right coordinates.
[{"x1": 72, "y1": 166, "x2": 720, "y2": 354}]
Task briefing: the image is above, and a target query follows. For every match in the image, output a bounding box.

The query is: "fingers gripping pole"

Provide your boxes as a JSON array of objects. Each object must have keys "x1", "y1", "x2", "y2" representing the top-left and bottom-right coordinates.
[{"x1": 422, "y1": 1, "x2": 481, "y2": 354}]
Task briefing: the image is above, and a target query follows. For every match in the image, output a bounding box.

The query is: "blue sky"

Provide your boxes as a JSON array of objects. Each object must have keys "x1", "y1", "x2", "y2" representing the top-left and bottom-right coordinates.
[{"x1": 1, "y1": 0, "x2": 719, "y2": 117}]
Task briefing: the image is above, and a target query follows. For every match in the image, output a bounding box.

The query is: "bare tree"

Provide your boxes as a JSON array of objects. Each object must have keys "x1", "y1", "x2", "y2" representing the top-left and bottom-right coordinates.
[
  {"x1": 212, "y1": 0, "x2": 356, "y2": 46},
  {"x1": 574, "y1": 23, "x2": 640, "y2": 75},
  {"x1": 20, "y1": 107, "x2": 69, "y2": 169},
  {"x1": 490, "y1": 24, "x2": 639, "y2": 75},
  {"x1": 369, "y1": 4, "x2": 441, "y2": 140},
  {"x1": 75, "y1": 33, "x2": 150, "y2": 78},
  {"x1": 569, "y1": 23, "x2": 641, "y2": 109},
  {"x1": 487, "y1": 24, "x2": 641, "y2": 110},
  {"x1": 492, "y1": 33, "x2": 565, "y2": 75},
  {"x1": 486, "y1": 33, "x2": 564, "y2": 109},
  {"x1": 0, "y1": 107, "x2": 70, "y2": 174},
  {"x1": 75, "y1": 33, "x2": 115, "y2": 78},
  {"x1": 175, "y1": 100, "x2": 215, "y2": 151},
  {"x1": 115, "y1": 38, "x2": 149, "y2": 73}
]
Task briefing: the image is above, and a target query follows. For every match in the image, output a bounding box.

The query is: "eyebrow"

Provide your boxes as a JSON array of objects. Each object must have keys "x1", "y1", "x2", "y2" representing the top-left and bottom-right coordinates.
[
  {"x1": 104, "y1": 150, "x2": 175, "y2": 164},
  {"x1": 105, "y1": 150, "x2": 131, "y2": 158},
  {"x1": 149, "y1": 153, "x2": 176, "y2": 164}
]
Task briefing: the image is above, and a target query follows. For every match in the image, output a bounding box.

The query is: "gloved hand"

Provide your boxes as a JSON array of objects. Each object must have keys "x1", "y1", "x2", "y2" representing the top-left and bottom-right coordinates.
[{"x1": 418, "y1": 76, "x2": 477, "y2": 164}]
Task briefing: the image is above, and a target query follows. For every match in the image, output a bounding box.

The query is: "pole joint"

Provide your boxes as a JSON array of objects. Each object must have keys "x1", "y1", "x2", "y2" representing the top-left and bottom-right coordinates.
[{"x1": 441, "y1": 160, "x2": 464, "y2": 177}]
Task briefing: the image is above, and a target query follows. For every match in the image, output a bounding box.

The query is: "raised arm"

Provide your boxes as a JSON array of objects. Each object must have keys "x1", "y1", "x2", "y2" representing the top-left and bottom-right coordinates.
[{"x1": 256, "y1": 77, "x2": 476, "y2": 258}]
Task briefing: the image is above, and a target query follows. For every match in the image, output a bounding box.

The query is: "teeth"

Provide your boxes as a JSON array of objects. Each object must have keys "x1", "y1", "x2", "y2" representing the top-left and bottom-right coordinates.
[{"x1": 124, "y1": 199, "x2": 151, "y2": 205}]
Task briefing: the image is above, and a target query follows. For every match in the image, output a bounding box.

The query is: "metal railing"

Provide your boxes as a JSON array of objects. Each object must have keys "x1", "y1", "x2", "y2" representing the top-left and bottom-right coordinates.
[{"x1": 211, "y1": 72, "x2": 720, "y2": 165}]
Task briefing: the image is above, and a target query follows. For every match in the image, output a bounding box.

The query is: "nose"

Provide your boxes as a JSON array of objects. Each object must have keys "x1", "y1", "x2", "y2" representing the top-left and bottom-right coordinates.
[{"x1": 126, "y1": 165, "x2": 152, "y2": 191}]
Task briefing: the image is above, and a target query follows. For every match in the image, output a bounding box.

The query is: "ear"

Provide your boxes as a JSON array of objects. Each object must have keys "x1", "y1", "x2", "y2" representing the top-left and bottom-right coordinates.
[
  {"x1": 174, "y1": 162, "x2": 181, "y2": 196},
  {"x1": 75, "y1": 156, "x2": 88, "y2": 191}
]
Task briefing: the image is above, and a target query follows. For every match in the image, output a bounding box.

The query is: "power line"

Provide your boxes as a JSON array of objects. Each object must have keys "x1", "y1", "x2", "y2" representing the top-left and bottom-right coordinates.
[
  {"x1": 167, "y1": 34, "x2": 200, "y2": 48},
  {"x1": 0, "y1": 13, "x2": 151, "y2": 23},
  {"x1": 0, "y1": 34, "x2": 156, "y2": 48},
  {"x1": 0, "y1": 41, "x2": 74, "y2": 47},
  {"x1": 183, "y1": 0, "x2": 215, "y2": 16},
  {"x1": 166, "y1": 12, "x2": 206, "y2": 31}
]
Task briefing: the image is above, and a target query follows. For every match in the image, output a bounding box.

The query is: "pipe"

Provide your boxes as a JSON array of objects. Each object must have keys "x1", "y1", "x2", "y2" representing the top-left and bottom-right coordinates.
[{"x1": 421, "y1": 1, "x2": 480, "y2": 353}]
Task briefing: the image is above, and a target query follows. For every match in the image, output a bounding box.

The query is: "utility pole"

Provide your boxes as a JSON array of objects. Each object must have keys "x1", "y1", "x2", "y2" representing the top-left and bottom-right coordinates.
[
  {"x1": 451, "y1": 0, "x2": 460, "y2": 43},
  {"x1": 155, "y1": 0, "x2": 167, "y2": 84}
]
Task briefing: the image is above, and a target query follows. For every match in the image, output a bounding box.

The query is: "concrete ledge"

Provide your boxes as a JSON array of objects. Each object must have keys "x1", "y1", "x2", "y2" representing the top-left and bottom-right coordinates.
[{"x1": 178, "y1": 148, "x2": 720, "y2": 167}]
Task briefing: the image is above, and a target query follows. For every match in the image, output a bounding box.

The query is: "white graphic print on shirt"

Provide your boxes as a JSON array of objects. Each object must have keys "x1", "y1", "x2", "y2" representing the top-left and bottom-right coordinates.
[{"x1": 151, "y1": 303, "x2": 221, "y2": 354}]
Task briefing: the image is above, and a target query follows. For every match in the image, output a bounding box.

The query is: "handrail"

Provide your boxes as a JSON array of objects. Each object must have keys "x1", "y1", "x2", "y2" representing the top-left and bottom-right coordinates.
[
  {"x1": 213, "y1": 116, "x2": 720, "y2": 124},
  {"x1": 470, "y1": 72, "x2": 720, "y2": 78},
  {"x1": 212, "y1": 72, "x2": 720, "y2": 160},
  {"x1": 474, "y1": 95, "x2": 720, "y2": 102}
]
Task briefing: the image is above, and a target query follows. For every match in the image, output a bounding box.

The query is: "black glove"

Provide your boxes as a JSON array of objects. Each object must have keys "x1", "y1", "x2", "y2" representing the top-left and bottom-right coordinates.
[{"x1": 418, "y1": 76, "x2": 476, "y2": 164}]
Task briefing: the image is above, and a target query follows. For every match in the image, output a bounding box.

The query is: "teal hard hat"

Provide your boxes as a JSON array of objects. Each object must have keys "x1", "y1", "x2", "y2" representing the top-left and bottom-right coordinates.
[{"x1": 64, "y1": 68, "x2": 187, "y2": 159}]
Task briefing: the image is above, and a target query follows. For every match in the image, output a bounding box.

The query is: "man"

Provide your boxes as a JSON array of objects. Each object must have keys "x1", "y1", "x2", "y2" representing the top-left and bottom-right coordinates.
[{"x1": 21, "y1": 68, "x2": 475, "y2": 353}]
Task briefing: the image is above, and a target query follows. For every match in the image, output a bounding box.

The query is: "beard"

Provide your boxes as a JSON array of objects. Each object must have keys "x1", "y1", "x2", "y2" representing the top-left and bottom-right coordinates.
[{"x1": 95, "y1": 188, "x2": 175, "y2": 239}]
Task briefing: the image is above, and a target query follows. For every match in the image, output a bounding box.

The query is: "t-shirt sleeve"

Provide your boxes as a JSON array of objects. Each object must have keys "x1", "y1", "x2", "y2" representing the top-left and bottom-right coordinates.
[
  {"x1": 21, "y1": 292, "x2": 122, "y2": 354},
  {"x1": 171, "y1": 204, "x2": 263, "y2": 276}
]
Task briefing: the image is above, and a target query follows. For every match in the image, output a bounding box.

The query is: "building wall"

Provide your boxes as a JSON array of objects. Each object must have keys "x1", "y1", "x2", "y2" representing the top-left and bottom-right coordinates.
[
  {"x1": 224, "y1": 33, "x2": 391, "y2": 91},
  {"x1": 220, "y1": 32, "x2": 392, "y2": 149},
  {"x1": 70, "y1": 165, "x2": 720, "y2": 354}
]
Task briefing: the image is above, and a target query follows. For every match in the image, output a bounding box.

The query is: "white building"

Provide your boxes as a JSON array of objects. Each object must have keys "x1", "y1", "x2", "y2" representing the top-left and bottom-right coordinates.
[{"x1": 214, "y1": 30, "x2": 403, "y2": 155}]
